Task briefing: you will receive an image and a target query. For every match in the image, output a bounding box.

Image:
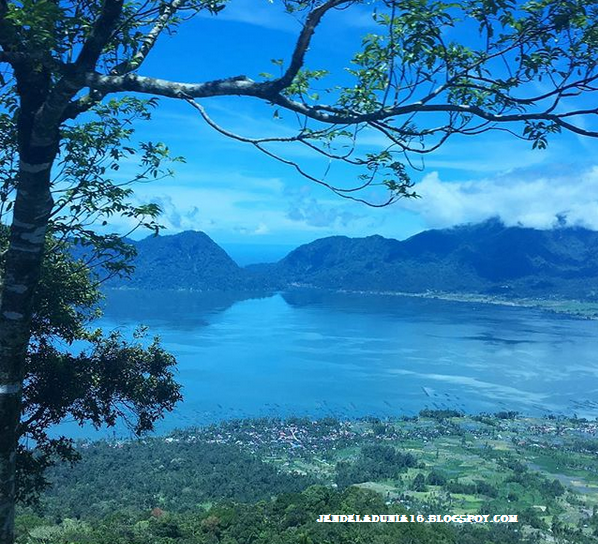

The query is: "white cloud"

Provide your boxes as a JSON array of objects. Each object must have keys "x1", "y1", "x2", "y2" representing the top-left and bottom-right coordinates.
[
  {"x1": 285, "y1": 185, "x2": 365, "y2": 229},
  {"x1": 204, "y1": 0, "x2": 378, "y2": 33},
  {"x1": 199, "y1": 0, "x2": 299, "y2": 32},
  {"x1": 402, "y1": 166, "x2": 598, "y2": 230},
  {"x1": 253, "y1": 222, "x2": 270, "y2": 235},
  {"x1": 110, "y1": 175, "x2": 350, "y2": 242}
]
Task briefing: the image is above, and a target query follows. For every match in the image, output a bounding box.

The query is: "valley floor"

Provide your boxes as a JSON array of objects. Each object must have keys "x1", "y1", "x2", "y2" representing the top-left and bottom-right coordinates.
[{"x1": 18, "y1": 412, "x2": 598, "y2": 544}]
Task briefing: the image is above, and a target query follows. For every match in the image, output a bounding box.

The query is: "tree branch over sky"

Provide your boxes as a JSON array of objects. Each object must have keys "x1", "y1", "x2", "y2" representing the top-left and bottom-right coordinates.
[
  {"x1": 68, "y1": 0, "x2": 598, "y2": 198},
  {"x1": 1, "y1": 1, "x2": 598, "y2": 543}
]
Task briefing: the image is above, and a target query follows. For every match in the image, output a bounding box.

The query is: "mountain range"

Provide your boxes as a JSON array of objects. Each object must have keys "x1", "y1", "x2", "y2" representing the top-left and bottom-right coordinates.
[{"x1": 107, "y1": 219, "x2": 598, "y2": 300}]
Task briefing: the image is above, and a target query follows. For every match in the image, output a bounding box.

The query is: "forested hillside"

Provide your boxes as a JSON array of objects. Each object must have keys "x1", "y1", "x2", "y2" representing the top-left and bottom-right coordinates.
[
  {"x1": 112, "y1": 220, "x2": 598, "y2": 300},
  {"x1": 267, "y1": 220, "x2": 598, "y2": 298},
  {"x1": 106, "y1": 231, "x2": 257, "y2": 291},
  {"x1": 16, "y1": 414, "x2": 598, "y2": 544}
]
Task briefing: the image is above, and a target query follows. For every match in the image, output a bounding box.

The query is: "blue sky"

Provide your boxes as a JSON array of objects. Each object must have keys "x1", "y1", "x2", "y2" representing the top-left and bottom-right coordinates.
[{"x1": 114, "y1": 0, "x2": 598, "y2": 254}]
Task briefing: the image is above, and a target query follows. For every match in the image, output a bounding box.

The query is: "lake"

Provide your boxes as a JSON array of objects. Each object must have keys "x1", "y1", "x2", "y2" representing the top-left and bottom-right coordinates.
[{"x1": 69, "y1": 288, "x2": 598, "y2": 437}]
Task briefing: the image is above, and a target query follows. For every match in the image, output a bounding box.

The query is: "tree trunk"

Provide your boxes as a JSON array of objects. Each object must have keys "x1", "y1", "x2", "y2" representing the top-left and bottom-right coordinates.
[{"x1": 0, "y1": 137, "x2": 56, "y2": 544}]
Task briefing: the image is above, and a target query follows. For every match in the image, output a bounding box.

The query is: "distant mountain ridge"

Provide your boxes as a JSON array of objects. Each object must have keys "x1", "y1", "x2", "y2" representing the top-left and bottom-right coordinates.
[{"x1": 108, "y1": 220, "x2": 598, "y2": 300}]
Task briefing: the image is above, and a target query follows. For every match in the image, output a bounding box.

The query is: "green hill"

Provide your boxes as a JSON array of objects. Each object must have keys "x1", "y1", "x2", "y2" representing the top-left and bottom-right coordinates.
[
  {"x1": 265, "y1": 219, "x2": 598, "y2": 299},
  {"x1": 109, "y1": 220, "x2": 598, "y2": 300}
]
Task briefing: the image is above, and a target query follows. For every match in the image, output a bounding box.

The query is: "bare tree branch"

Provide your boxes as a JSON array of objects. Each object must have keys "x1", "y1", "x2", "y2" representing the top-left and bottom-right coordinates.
[
  {"x1": 38, "y1": 0, "x2": 127, "y2": 131},
  {"x1": 75, "y1": 0, "x2": 126, "y2": 71},
  {"x1": 82, "y1": 70, "x2": 598, "y2": 139},
  {"x1": 111, "y1": 0, "x2": 187, "y2": 76},
  {"x1": 270, "y1": 0, "x2": 354, "y2": 92},
  {"x1": 85, "y1": 71, "x2": 260, "y2": 98},
  {"x1": 186, "y1": 99, "x2": 397, "y2": 207},
  {"x1": 61, "y1": 92, "x2": 105, "y2": 121}
]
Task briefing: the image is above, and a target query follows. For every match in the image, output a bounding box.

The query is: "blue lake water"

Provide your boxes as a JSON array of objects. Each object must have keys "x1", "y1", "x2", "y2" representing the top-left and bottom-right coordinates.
[{"x1": 63, "y1": 289, "x2": 598, "y2": 437}]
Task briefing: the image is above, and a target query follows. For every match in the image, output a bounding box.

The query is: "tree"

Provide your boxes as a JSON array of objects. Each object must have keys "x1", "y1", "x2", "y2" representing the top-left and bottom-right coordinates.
[
  {"x1": 0, "y1": 0, "x2": 597, "y2": 542},
  {"x1": 0, "y1": 93, "x2": 183, "y2": 507},
  {"x1": 0, "y1": 87, "x2": 183, "y2": 541},
  {"x1": 411, "y1": 472, "x2": 427, "y2": 492},
  {"x1": 8, "y1": 231, "x2": 182, "y2": 506},
  {"x1": 426, "y1": 470, "x2": 446, "y2": 486}
]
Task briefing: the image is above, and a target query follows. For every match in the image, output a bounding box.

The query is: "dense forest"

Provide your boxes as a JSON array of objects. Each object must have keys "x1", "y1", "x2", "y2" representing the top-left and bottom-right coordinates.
[
  {"x1": 109, "y1": 221, "x2": 598, "y2": 301},
  {"x1": 14, "y1": 413, "x2": 598, "y2": 544},
  {"x1": 17, "y1": 486, "x2": 531, "y2": 544}
]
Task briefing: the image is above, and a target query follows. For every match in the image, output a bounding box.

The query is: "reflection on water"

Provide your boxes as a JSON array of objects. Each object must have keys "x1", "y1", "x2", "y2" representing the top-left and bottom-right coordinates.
[
  {"x1": 100, "y1": 289, "x2": 272, "y2": 330},
  {"x1": 66, "y1": 288, "x2": 598, "y2": 437}
]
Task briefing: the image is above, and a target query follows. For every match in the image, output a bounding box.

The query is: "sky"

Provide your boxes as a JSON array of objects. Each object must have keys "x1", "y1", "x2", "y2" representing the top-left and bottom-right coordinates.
[{"x1": 111, "y1": 0, "x2": 598, "y2": 258}]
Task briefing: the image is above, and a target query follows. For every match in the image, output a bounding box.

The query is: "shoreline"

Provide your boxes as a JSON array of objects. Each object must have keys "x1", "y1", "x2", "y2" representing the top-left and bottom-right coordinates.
[
  {"x1": 69, "y1": 410, "x2": 598, "y2": 445},
  {"x1": 294, "y1": 286, "x2": 598, "y2": 320},
  {"x1": 104, "y1": 285, "x2": 598, "y2": 319}
]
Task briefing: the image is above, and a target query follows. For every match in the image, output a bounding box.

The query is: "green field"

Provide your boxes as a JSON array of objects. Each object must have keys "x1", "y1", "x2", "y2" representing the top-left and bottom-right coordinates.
[{"x1": 17, "y1": 412, "x2": 598, "y2": 544}]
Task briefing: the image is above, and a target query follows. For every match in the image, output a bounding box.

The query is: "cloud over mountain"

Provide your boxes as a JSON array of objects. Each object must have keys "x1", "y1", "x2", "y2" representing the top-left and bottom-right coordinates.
[{"x1": 405, "y1": 165, "x2": 598, "y2": 231}]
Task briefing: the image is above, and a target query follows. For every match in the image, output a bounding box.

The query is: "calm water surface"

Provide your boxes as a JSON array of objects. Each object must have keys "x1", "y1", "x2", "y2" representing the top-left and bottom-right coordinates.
[{"x1": 74, "y1": 288, "x2": 598, "y2": 436}]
